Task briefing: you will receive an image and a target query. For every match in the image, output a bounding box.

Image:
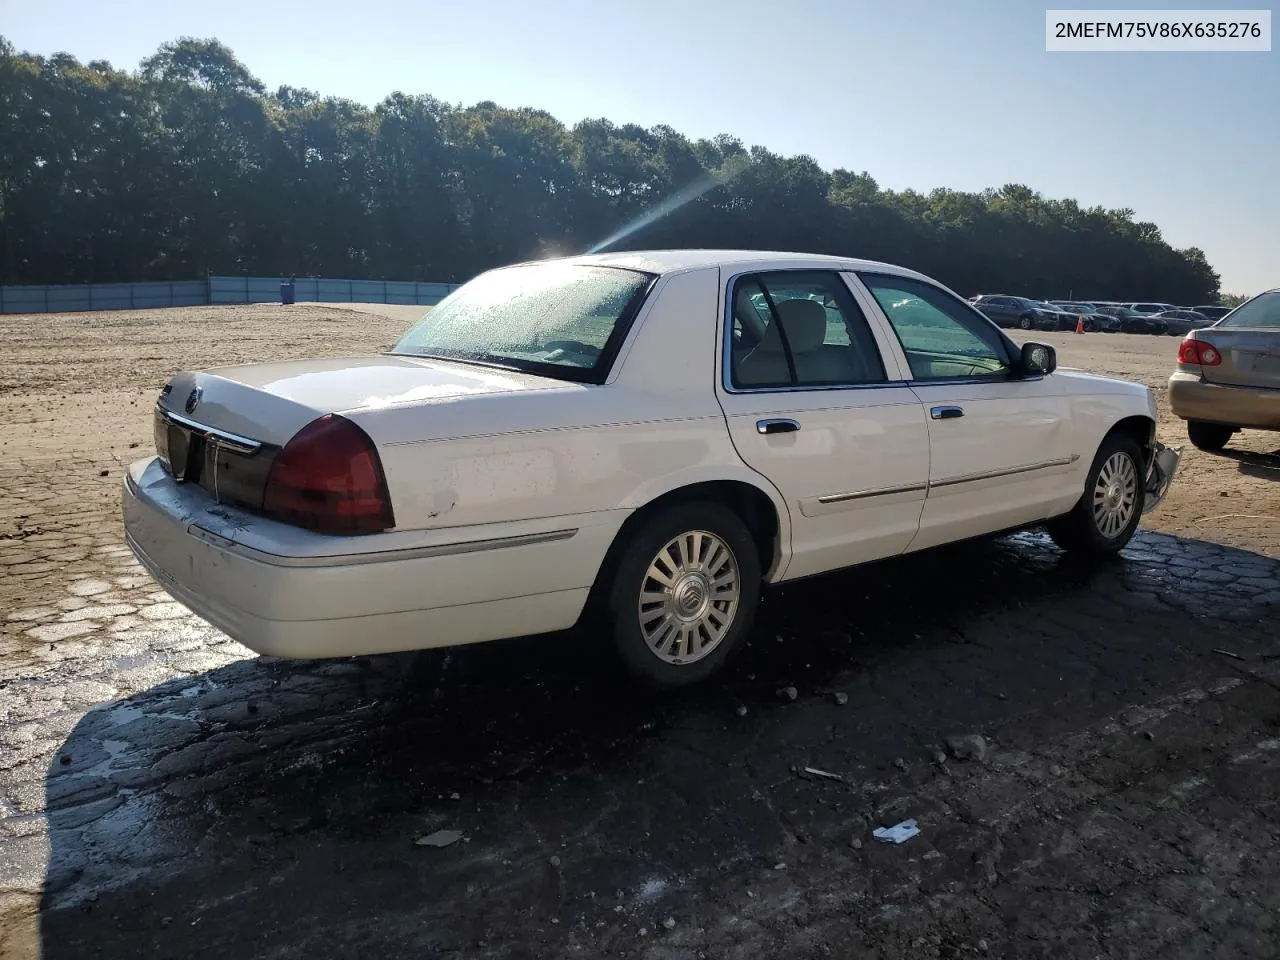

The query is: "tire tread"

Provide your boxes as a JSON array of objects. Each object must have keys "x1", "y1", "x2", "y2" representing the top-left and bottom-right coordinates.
[{"x1": 1187, "y1": 420, "x2": 1234, "y2": 453}]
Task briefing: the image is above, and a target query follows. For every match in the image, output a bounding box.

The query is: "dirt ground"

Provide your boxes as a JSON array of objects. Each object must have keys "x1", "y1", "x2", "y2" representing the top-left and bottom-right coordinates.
[
  {"x1": 0, "y1": 304, "x2": 416, "y2": 627},
  {"x1": 1, "y1": 305, "x2": 1278, "y2": 960}
]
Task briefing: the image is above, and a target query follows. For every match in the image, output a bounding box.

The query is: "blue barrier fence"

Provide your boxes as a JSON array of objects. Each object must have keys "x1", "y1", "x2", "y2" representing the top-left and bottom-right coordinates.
[
  {"x1": 0, "y1": 276, "x2": 462, "y2": 314},
  {"x1": 207, "y1": 277, "x2": 460, "y2": 306},
  {"x1": 0, "y1": 280, "x2": 208, "y2": 314}
]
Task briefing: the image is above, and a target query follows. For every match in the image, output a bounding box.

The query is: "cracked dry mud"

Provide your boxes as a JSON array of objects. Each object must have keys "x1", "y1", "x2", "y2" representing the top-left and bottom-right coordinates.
[{"x1": 1, "y1": 307, "x2": 1278, "y2": 960}]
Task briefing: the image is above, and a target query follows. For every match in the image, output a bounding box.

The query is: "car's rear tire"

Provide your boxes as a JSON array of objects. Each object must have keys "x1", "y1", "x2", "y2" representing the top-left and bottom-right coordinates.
[
  {"x1": 605, "y1": 501, "x2": 761, "y2": 689},
  {"x1": 1187, "y1": 420, "x2": 1234, "y2": 452},
  {"x1": 1046, "y1": 432, "x2": 1145, "y2": 555}
]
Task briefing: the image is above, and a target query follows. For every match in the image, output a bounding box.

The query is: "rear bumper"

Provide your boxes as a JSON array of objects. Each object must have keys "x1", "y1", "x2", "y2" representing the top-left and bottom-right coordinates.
[
  {"x1": 121, "y1": 457, "x2": 625, "y2": 658},
  {"x1": 1168, "y1": 372, "x2": 1280, "y2": 430}
]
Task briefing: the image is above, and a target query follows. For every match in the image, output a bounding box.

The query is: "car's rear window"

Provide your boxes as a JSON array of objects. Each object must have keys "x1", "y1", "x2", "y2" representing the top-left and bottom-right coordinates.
[
  {"x1": 388, "y1": 263, "x2": 656, "y2": 383},
  {"x1": 1216, "y1": 291, "x2": 1280, "y2": 329}
]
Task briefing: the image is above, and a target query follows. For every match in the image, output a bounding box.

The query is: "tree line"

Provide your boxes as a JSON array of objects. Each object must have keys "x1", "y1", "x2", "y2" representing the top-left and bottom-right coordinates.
[{"x1": 0, "y1": 36, "x2": 1223, "y2": 303}]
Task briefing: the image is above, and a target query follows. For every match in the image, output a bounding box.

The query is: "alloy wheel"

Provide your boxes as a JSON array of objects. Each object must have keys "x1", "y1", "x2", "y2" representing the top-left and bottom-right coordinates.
[{"x1": 637, "y1": 530, "x2": 741, "y2": 665}]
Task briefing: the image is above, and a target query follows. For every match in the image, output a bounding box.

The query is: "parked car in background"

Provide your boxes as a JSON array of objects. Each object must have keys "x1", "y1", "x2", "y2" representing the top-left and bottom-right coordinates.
[
  {"x1": 1033, "y1": 301, "x2": 1082, "y2": 331},
  {"x1": 1125, "y1": 302, "x2": 1178, "y2": 315},
  {"x1": 1095, "y1": 305, "x2": 1169, "y2": 335},
  {"x1": 1193, "y1": 305, "x2": 1233, "y2": 322},
  {"x1": 122, "y1": 250, "x2": 1180, "y2": 689},
  {"x1": 1153, "y1": 308, "x2": 1215, "y2": 337},
  {"x1": 1131, "y1": 313, "x2": 1171, "y2": 335},
  {"x1": 1169, "y1": 288, "x2": 1280, "y2": 451},
  {"x1": 969, "y1": 294, "x2": 1061, "y2": 331},
  {"x1": 1050, "y1": 301, "x2": 1120, "y2": 332}
]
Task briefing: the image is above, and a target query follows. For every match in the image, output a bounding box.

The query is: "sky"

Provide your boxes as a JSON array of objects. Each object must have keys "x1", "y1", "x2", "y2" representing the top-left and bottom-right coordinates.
[{"x1": 3, "y1": 0, "x2": 1277, "y2": 295}]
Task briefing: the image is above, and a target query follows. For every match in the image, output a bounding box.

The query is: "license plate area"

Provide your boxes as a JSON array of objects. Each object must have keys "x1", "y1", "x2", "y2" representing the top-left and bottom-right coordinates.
[
  {"x1": 153, "y1": 406, "x2": 270, "y2": 506},
  {"x1": 167, "y1": 424, "x2": 205, "y2": 484},
  {"x1": 1242, "y1": 352, "x2": 1280, "y2": 376}
]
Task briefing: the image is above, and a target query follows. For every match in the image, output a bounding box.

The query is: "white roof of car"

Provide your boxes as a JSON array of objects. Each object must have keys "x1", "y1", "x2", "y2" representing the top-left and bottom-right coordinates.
[{"x1": 522, "y1": 249, "x2": 930, "y2": 280}]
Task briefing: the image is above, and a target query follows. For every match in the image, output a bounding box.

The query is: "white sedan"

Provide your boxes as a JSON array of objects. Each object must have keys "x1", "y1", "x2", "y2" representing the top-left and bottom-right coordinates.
[{"x1": 123, "y1": 251, "x2": 1180, "y2": 687}]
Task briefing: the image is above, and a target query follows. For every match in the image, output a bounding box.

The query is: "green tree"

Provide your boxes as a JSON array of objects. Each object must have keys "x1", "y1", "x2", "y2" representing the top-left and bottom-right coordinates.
[{"x1": 0, "y1": 35, "x2": 1224, "y2": 305}]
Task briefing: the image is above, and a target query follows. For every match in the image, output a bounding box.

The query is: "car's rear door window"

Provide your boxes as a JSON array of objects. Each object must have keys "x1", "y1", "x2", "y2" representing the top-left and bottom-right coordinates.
[{"x1": 728, "y1": 271, "x2": 887, "y2": 389}]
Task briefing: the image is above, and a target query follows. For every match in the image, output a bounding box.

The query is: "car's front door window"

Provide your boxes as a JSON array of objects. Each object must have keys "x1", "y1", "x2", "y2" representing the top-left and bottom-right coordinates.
[{"x1": 858, "y1": 273, "x2": 1012, "y2": 381}]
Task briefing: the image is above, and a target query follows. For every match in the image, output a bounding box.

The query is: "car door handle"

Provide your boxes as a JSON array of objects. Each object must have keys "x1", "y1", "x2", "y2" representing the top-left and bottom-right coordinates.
[
  {"x1": 756, "y1": 418, "x2": 800, "y2": 435},
  {"x1": 930, "y1": 405, "x2": 965, "y2": 420}
]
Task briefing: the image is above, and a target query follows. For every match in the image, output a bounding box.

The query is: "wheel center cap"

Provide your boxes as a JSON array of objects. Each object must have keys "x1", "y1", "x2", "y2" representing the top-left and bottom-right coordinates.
[
  {"x1": 671, "y1": 573, "x2": 711, "y2": 621},
  {"x1": 1106, "y1": 483, "x2": 1122, "y2": 509}
]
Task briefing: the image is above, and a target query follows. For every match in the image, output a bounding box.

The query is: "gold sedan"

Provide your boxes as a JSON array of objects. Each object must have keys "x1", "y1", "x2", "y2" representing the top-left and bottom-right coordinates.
[{"x1": 1169, "y1": 289, "x2": 1280, "y2": 451}]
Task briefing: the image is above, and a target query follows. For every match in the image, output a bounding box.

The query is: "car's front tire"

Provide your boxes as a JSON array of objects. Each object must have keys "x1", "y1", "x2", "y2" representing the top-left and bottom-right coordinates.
[
  {"x1": 1187, "y1": 420, "x2": 1234, "y2": 452},
  {"x1": 1018, "y1": 315, "x2": 1034, "y2": 330},
  {"x1": 605, "y1": 501, "x2": 761, "y2": 689},
  {"x1": 1047, "y1": 432, "x2": 1145, "y2": 555}
]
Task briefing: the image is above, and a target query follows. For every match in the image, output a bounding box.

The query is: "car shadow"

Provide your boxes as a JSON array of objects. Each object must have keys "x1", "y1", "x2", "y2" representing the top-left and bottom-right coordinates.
[
  {"x1": 1221, "y1": 446, "x2": 1280, "y2": 482},
  {"x1": 30, "y1": 530, "x2": 1280, "y2": 959}
]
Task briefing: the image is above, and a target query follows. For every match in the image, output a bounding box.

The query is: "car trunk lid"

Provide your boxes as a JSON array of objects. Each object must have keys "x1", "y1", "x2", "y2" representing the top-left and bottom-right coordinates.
[
  {"x1": 162, "y1": 355, "x2": 566, "y2": 441},
  {"x1": 1196, "y1": 329, "x2": 1280, "y2": 390},
  {"x1": 153, "y1": 354, "x2": 565, "y2": 512}
]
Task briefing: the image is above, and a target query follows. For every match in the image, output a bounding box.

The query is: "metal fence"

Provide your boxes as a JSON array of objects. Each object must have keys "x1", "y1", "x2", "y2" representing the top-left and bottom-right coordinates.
[
  {"x1": 0, "y1": 276, "x2": 462, "y2": 314},
  {"x1": 207, "y1": 277, "x2": 460, "y2": 306},
  {"x1": 0, "y1": 280, "x2": 208, "y2": 314}
]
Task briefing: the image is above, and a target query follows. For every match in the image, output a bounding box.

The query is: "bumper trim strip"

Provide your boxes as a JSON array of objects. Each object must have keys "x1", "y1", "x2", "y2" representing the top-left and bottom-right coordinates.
[{"x1": 186, "y1": 521, "x2": 580, "y2": 568}]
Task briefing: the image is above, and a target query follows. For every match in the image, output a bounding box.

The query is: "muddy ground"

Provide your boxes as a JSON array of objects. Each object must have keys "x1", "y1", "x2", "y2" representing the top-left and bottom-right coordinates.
[{"x1": 1, "y1": 305, "x2": 1278, "y2": 960}]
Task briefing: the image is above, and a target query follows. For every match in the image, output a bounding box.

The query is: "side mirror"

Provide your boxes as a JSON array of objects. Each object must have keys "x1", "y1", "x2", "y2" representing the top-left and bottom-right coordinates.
[{"x1": 1020, "y1": 341, "x2": 1057, "y2": 376}]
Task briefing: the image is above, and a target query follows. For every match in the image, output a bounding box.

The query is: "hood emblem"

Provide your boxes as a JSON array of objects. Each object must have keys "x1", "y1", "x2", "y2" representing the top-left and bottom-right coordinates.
[{"x1": 184, "y1": 386, "x2": 203, "y2": 415}]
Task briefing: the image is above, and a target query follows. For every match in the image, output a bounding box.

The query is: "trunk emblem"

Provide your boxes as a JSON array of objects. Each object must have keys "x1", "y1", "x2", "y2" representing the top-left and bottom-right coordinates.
[{"x1": 184, "y1": 386, "x2": 203, "y2": 414}]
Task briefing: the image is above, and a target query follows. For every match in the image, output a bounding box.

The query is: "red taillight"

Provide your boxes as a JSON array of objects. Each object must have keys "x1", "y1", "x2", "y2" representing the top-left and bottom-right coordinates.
[
  {"x1": 1177, "y1": 338, "x2": 1221, "y2": 366},
  {"x1": 262, "y1": 414, "x2": 395, "y2": 535}
]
